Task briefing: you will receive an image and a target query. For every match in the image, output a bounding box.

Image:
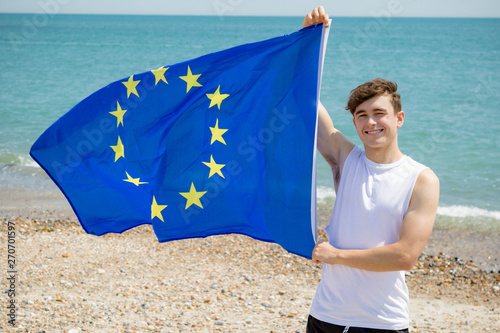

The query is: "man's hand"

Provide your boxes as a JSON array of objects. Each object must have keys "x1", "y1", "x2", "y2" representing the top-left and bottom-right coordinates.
[
  {"x1": 312, "y1": 240, "x2": 338, "y2": 264},
  {"x1": 302, "y1": 6, "x2": 330, "y2": 29}
]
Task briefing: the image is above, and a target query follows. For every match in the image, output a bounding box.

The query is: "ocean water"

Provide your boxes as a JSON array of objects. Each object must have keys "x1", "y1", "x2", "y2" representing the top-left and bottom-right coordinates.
[{"x1": 1, "y1": 14, "x2": 499, "y2": 232}]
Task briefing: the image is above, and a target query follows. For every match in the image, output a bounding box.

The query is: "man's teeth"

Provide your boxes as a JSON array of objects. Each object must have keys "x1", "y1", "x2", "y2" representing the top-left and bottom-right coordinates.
[{"x1": 366, "y1": 129, "x2": 383, "y2": 134}]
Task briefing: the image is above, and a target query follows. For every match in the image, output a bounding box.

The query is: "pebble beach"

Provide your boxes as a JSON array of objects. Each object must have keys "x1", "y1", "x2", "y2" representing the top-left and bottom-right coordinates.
[{"x1": 1, "y1": 203, "x2": 499, "y2": 333}]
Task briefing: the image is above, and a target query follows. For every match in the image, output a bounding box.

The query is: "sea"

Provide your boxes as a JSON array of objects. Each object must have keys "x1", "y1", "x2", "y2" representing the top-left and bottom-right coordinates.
[{"x1": 1, "y1": 14, "x2": 499, "y2": 234}]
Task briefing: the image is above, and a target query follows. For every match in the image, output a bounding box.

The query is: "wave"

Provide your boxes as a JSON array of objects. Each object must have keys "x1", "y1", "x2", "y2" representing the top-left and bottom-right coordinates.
[
  {"x1": 0, "y1": 153, "x2": 39, "y2": 168},
  {"x1": 317, "y1": 185, "x2": 336, "y2": 204},
  {"x1": 437, "y1": 205, "x2": 500, "y2": 220}
]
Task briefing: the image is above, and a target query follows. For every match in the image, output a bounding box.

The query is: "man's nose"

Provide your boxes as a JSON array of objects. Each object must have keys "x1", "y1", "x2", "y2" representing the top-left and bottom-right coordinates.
[{"x1": 367, "y1": 115, "x2": 377, "y2": 125}]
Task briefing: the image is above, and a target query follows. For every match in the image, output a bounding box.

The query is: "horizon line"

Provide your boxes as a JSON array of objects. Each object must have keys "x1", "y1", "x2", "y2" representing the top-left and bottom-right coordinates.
[{"x1": 1, "y1": 12, "x2": 500, "y2": 19}]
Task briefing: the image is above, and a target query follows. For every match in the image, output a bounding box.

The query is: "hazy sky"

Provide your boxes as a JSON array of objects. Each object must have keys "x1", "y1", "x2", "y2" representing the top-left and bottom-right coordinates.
[{"x1": 1, "y1": 0, "x2": 499, "y2": 18}]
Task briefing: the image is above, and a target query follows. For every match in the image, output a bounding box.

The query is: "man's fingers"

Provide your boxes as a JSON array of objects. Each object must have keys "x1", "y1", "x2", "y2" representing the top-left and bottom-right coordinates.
[
  {"x1": 311, "y1": 7, "x2": 319, "y2": 23},
  {"x1": 303, "y1": 7, "x2": 330, "y2": 28},
  {"x1": 318, "y1": 6, "x2": 325, "y2": 15}
]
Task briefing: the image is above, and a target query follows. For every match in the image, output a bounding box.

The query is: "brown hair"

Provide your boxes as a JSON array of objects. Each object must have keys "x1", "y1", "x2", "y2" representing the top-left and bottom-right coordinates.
[{"x1": 345, "y1": 78, "x2": 401, "y2": 115}]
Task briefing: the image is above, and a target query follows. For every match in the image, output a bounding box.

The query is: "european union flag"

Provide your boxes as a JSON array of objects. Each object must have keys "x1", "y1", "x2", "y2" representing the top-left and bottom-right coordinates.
[{"x1": 30, "y1": 23, "x2": 330, "y2": 259}]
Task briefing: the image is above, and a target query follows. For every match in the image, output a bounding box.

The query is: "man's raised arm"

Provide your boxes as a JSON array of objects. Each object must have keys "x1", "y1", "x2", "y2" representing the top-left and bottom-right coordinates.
[
  {"x1": 316, "y1": 102, "x2": 354, "y2": 187},
  {"x1": 303, "y1": 7, "x2": 354, "y2": 184}
]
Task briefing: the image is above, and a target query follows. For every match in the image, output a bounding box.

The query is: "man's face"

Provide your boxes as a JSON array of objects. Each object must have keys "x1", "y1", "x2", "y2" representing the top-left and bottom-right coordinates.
[{"x1": 352, "y1": 94, "x2": 404, "y2": 150}]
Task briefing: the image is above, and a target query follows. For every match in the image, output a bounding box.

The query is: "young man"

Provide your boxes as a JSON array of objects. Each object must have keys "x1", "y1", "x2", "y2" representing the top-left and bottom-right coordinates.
[{"x1": 302, "y1": 7, "x2": 440, "y2": 333}]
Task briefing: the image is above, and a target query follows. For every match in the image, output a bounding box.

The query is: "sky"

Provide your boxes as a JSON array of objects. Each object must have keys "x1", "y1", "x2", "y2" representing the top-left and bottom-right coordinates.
[{"x1": 1, "y1": 0, "x2": 499, "y2": 18}]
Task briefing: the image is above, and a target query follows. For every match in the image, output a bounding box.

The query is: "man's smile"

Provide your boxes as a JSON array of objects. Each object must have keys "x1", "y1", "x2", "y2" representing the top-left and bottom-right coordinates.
[{"x1": 365, "y1": 129, "x2": 384, "y2": 135}]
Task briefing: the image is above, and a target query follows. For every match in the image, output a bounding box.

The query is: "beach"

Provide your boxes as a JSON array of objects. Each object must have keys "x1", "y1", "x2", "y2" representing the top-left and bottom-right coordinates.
[{"x1": 1, "y1": 188, "x2": 498, "y2": 332}]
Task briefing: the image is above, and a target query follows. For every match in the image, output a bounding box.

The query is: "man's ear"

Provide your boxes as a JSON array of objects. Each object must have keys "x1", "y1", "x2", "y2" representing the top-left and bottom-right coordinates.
[{"x1": 396, "y1": 110, "x2": 405, "y2": 128}]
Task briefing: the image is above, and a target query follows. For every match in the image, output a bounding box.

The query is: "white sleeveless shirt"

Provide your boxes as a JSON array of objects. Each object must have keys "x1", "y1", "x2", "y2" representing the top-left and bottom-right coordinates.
[{"x1": 310, "y1": 145, "x2": 428, "y2": 330}]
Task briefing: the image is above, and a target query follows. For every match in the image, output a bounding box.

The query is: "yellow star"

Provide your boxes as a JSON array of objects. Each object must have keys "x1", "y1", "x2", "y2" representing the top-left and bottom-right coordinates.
[
  {"x1": 109, "y1": 101, "x2": 127, "y2": 127},
  {"x1": 209, "y1": 118, "x2": 227, "y2": 145},
  {"x1": 123, "y1": 172, "x2": 148, "y2": 186},
  {"x1": 179, "y1": 182, "x2": 207, "y2": 210},
  {"x1": 202, "y1": 155, "x2": 225, "y2": 178},
  {"x1": 110, "y1": 136, "x2": 124, "y2": 162},
  {"x1": 179, "y1": 65, "x2": 202, "y2": 93},
  {"x1": 151, "y1": 66, "x2": 169, "y2": 85},
  {"x1": 122, "y1": 75, "x2": 140, "y2": 98},
  {"x1": 206, "y1": 85, "x2": 229, "y2": 110},
  {"x1": 151, "y1": 195, "x2": 168, "y2": 222}
]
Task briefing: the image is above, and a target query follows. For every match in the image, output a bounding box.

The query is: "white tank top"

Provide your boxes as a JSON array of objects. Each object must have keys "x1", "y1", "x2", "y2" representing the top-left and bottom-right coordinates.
[{"x1": 310, "y1": 145, "x2": 428, "y2": 330}]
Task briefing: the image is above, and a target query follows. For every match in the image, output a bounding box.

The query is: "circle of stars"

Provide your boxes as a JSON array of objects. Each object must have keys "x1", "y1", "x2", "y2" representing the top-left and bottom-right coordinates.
[{"x1": 109, "y1": 65, "x2": 230, "y2": 224}]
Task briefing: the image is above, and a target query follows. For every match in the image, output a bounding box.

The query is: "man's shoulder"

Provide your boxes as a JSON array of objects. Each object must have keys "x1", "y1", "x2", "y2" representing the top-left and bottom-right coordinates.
[
  {"x1": 413, "y1": 168, "x2": 440, "y2": 198},
  {"x1": 417, "y1": 168, "x2": 439, "y2": 185}
]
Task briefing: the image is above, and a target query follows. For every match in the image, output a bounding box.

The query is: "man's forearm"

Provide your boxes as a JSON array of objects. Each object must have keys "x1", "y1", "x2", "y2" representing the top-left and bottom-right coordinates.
[
  {"x1": 334, "y1": 243, "x2": 417, "y2": 272},
  {"x1": 313, "y1": 241, "x2": 419, "y2": 272}
]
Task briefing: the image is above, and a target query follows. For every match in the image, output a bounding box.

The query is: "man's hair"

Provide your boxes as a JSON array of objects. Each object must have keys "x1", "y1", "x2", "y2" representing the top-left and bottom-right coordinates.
[{"x1": 345, "y1": 78, "x2": 402, "y2": 115}]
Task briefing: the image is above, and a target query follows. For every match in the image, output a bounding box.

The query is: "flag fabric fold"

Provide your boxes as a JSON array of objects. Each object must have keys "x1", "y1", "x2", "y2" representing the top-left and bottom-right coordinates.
[{"x1": 30, "y1": 23, "x2": 329, "y2": 259}]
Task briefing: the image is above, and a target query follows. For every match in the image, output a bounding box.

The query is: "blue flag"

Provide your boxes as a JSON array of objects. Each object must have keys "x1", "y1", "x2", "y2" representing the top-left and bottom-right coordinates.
[{"x1": 30, "y1": 23, "x2": 329, "y2": 259}]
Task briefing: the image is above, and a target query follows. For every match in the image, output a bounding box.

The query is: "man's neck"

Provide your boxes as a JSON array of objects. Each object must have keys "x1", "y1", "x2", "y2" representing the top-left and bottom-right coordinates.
[{"x1": 364, "y1": 144, "x2": 404, "y2": 164}]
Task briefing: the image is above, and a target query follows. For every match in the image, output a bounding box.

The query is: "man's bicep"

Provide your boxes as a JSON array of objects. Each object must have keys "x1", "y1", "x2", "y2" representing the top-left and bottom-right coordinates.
[{"x1": 400, "y1": 169, "x2": 440, "y2": 259}]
